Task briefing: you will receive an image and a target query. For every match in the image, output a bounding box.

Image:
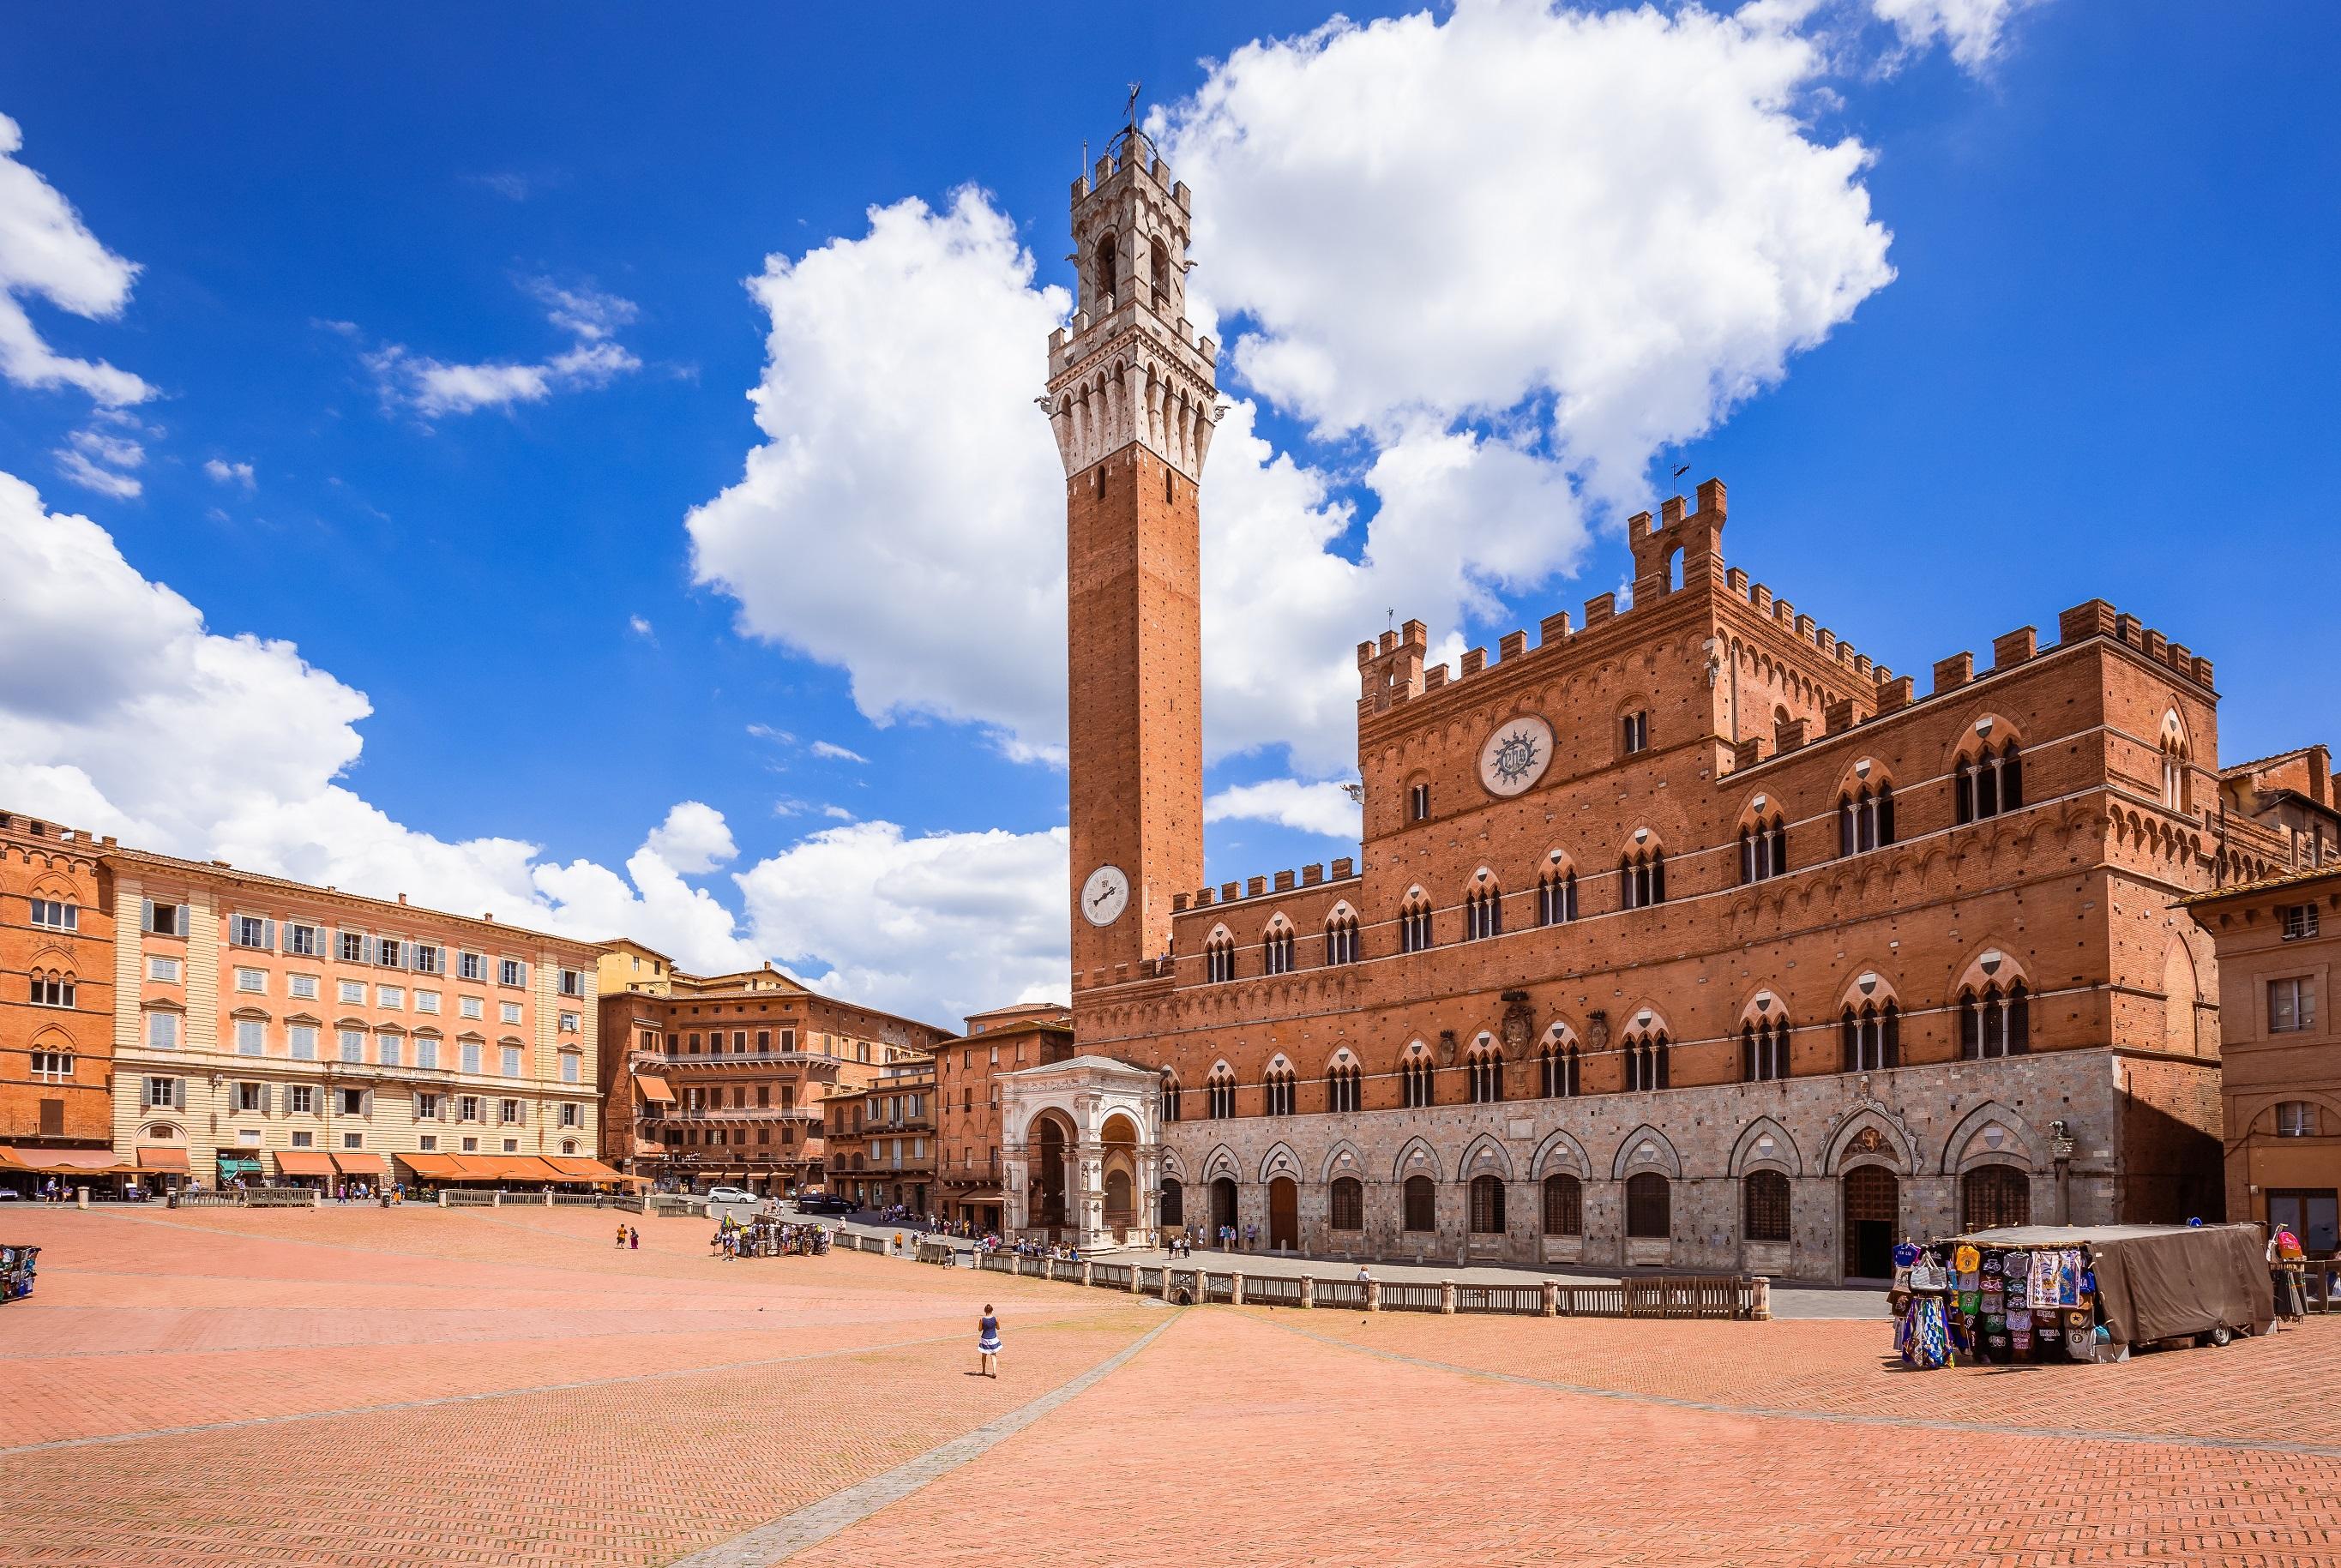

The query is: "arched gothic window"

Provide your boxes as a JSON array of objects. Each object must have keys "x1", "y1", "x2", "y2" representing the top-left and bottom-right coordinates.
[
  {"x1": 1468, "y1": 1174, "x2": 1506, "y2": 1234},
  {"x1": 1959, "y1": 982, "x2": 2031, "y2": 1059},
  {"x1": 1620, "y1": 847, "x2": 1666, "y2": 910},
  {"x1": 1263, "y1": 1064, "x2": 1296, "y2": 1117},
  {"x1": 1841, "y1": 1000, "x2": 1900, "y2": 1072},
  {"x1": 1159, "y1": 1070, "x2": 1182, "y2": 1123},
  {"x1": 1399, "y1": 1051, "x2": 1435, "y2": 1108},
  {"x1": 1147, "y1": 243, "x2": 1169, "y2": 304},
  {"x1": 1205, "y1": 933, "x2": 1237, "y2": 984},
  {"x1": 1465, "y1": 1042, "x2": 1505, "y2": 1103},
  {"x1": 1328, "y1": 1176, "x2": 1364, "y2": 1230},
  {"x1": 1742, "y1": 1015, "x2": 1791, "y2": 1082},
  {"x1": 2160, "y1": 713, "x2": 2190, "y2": 813},
  {"x1": 1541, "y1": 1174, "x2": 1583, "y2": 1236},
  {"x1": 1327, "y1": 1059, "x2": 1362, "y2": 1114},
  {"x1": 30, "y1": 970, "x2": 75, "y2": 1008},
  {"x1": 1622, "y1": 1028, "x2": 1670, "y2": 1092},
  {"x1": 1207, "y1": 1066, "x2": 1237, "y2": 1120},
  {"x1": 1324, "y1": 911, "x2": 1359, "y2": 965},
  {"x1": 1465, "y1": 882, "x2": 1503, "y2": 940},
  {"x1": 1402, "y1": 1174, "x2": 1437, "y2": 1232},
  {"x1": 1839, "y1": 784, "x2": 1896, "y2": 856},
  {"x1": 1624, "y1": 1171, "x2": 1670, "y2": 1238},
  {"x1": 1538, "y1": 868, "x2": 1578, "y2": 926},
  {"x1": 1955, "y1": 738, "x2": 2024, "y2": 824},
  {"x1": 1742, "y1": 1170, "x2": 1791, "y2": 1242},
  {"x1": 1398, "y1": 894, "x2": 1435, "y2": 953},
  {"x1": 1095, "y1": 231, "x2": 1118, "y2": 305},
  {"x1": 1740, "y1": 813, "x2": 1788, "y2": 884},
  {"x1": 1262, "y1": 923, "x2": 1296, "y2": 976},
  {"x1": 1539, "y1": 1038, "x2": 1580, "y2": 1099}
]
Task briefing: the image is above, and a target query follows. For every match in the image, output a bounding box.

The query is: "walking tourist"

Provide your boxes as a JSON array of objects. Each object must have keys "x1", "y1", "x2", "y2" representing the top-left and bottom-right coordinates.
[
  {"x1": 616, "y1": 1223, "x2": 628, "y2": 1249},
  {"x1": 629, "y1": 1228, "x2": 640, "y2": 1250},
  {"x1": 977, "y1": 1304, "x2": 1001, "y2": 1378}
]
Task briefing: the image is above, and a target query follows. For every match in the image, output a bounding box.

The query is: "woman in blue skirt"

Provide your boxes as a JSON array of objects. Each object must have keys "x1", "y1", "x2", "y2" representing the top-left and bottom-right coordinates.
[{"x1": 978, "y1": 1304, "x2": 1001, "y2": 1378}]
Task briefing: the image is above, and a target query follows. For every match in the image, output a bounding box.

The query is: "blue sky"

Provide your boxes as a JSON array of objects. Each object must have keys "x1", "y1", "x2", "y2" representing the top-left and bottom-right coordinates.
[{"x1": 0, "y1": 2, "x2": 2333, "y2": 1024}]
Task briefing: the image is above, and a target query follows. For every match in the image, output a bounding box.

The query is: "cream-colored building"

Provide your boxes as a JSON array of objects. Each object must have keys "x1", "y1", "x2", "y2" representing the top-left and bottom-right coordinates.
[
  {"x1": 106, "y1": 845, "x2": 607, "y2": 1188},
  {"x1": 597, "y1": 936, "x2": 679, "y2": 997}
]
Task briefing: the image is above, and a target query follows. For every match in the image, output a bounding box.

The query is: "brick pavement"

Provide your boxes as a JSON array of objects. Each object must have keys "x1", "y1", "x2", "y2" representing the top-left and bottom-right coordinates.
[{"x1": 0, "y1": 1207, "x2": 2333, "y2": 1565}]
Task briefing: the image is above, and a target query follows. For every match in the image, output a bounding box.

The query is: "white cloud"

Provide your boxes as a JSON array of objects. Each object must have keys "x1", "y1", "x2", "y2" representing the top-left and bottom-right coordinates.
[
  {"x1": 54, "y1": 432, "x2": 143, "y2": 498},
  {"x1": 689, "y1": 4, "x2": 1893, "y2": 780},
  {"x1": 203, "y1": 458, "x2": 256, "y2": 490},
  {"x1": 821, "y1": 805, "x2": 855, "y2": 820},
  {"x1": 747, "y1": 724, "x2": 795, "y2": 744},
  {"x1": 360, "y1": 279, "x2": 641, "y2": 418},
  {"x1": 809, "y1": 740, "x2": 869, "y2": 763},
  {"x1": 1204, "y1": 778, "x2": 1362, "y2": 839},
  {"x1": 0, "y1": 469, "x2": 760, "y2": 973},
  {"x1": 1869, "y1": 0, "x2": 2043, "y2": 71},
  {"x1": 734, "y1": 820, "x2": 1068, "y2": 1025},
  {"x1": 0, "y1": 112, "x2": 154, "y2": 408},
  {"x1": 628, "y1": 614, "x2": 654, "y2": 638},
  {"x1": 1158, "y1": 0, "x2": 1893, "y2": 502}
]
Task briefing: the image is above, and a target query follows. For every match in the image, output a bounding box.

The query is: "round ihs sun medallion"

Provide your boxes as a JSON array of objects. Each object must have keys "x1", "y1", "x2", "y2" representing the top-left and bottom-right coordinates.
[{"x1": 1477, "y1": 714, "x2": 1555, "y2": 797}]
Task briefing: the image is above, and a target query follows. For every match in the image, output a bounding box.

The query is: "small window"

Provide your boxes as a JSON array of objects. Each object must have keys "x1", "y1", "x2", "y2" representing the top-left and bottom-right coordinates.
[
  {"x1": 1625, "y1": 1171, "x2": 1670, "y2": 1238},
  {"x1": 1327, "y1": 1060, "x2": 1361, "y2": 1114},
  {"x1": 1845, "y1": 1001, "x2": 1902, "y2": 1071},
  {"x1": 1408, "y1": 782, "x2": 1429, "y2": 822},
  {"x1": 1400, "y1": 1052, "x2": 1435, "y2": 1108},
  {"x1": 339, "y1": 1029, "x2": 364, "y2": 1064},
  {"x1": 29, "y1": 973, "x2": 75, "y2": 1007},
  {"x1": 1465, "y1": 1044, "x2": 1504, "y2": 1103},
  {"x1": 2269, "y1": 977, "x2": 2315, "y2": 1034},
  {"x1": 1742, "y1": 1171, "x2": 1791, "y2": 1242},
  {"x1": 1262, "y1": 926, "x2": 1296, "y2": 976},
  {"x1": 1465, "y1": 883, "x2": 1502, "y2": 940},
  {"x1": 1620, "y1": 848, "x2": 1666, "y2": 910},
  {"x1": 376, "y1": 939, "x2": 405, "y2": 970},
  {"x1": 1402, "y1": 1174, "x2": 1436, "y2": 1233},
  {"x1": 1207, "y1": 1070, "x2": 1237, "y2": 1120},
  {"x1": 2283, "y1": 904, "x2": 2321, "y2": 942},
  {"x1": 1622, "y1": 711, "x2": 1650, "y2": 755},
  {"x1": 287, "y1": 1085, "x2": 314, "y2": 1114},
  {"x1": 1622, "y1": 1030, "x2": 1670, "y2": 1091},
  {"x1": 1955, "y1": 738, "x2": 2024, "y2": 825},
  {"x1": 1329, "y1": 1176, "x2": 1364, "y2": 1230},
  {"x1": 2277, "y1": 1101, "x2": 2315, "y2": 1138},
  {"x1": 1468, "y1": 1174, "x2": 1506, "y2": 1235},
  {"x1": 1538, "y1": 869, "x2": 1577, "y2": 927},
  {"x1": 498, "y1": 958, "x2": 527, "y2": 988},
  {"x1": 144, "y1": 901, "x2": 182, "y2": 938},
  {"x1": 286, "y1": 974, "x2": 317, "y2": 1000},
  {"x1": 340, "y1": 931, "x2": 368, "y2": 964},
  {"x1": 1742, "y1": 1016, "x2": 1791, "y2": 1082},
  {"x1": 377, "y1": 985, "x2": 404, "y2": 1010},
  {"x1": 147, "y1": 955, "x2": 183, "y2": 982},
  {"x1": 340, "y1": 1088, "x2": 364, "y2": 1115},
  {"x1": 1542, "y1": 1174, "x2": 1582, "y2": 1237},
  {"x1": 28, "y1": 898, "x2": 77, "y2": 931},
  {"x1": 1205, "y1": 934, "x2": 1237, "y2": 985},
  {"x1": 1399, "y1": 896, "x2": 1435, "y2": 953},
  {"x1": 288, "y1": 1024, "x2": 317, "y2": 1060},
  {"x1": 1739, "y1": 814, "x2": 1788, "y2": 885},
  {"x1": 31, "y1": 1050, "x2": 74, "y2": 1082},
  {"x1": 1263, "y1": 1066, "x2": 1296, "y2": 1116},
  {"x1": 147, "y1": 1011, "x2": 180, "y2": 1050},
  {"x1": 1324, "y1": 912, "x2": 1360, "y2": 965},
  {"x1": 339, "y1": 980, "x2": 367, "y2": 1005},
  {"x1": 235, "y1": 1018, "x2": 266, "y2": 1056},
  {"x1": 458, "y1": 952, "x2": 485, "y2": 982},
  {"x1": 231, "y1": 914, "x2": 272, "y2": 950}
]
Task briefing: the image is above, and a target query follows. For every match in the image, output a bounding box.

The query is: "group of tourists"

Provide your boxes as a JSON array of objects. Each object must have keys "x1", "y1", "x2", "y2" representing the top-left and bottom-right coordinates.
[
  {"x1": 612, "y1": 1223, "x2": 641, "y2": 1250},
  {"x1": 711, "y1": 1213, "x2": 831, "y2": 1259}
]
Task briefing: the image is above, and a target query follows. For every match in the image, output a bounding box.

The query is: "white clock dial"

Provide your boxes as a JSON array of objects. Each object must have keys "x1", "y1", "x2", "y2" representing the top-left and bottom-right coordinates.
[
  {"x1": 1478, "y1": 713, "x2": 1555, "y2": 797},
  {"x1": 1080, "y1": 864, "x2": 1131, "y2": 928}
]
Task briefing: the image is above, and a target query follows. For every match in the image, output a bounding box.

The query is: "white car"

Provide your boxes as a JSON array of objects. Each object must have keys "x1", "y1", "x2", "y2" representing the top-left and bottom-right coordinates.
[{"x1": 706, "y1": 1186, "x2": 757, "y2": 1205}]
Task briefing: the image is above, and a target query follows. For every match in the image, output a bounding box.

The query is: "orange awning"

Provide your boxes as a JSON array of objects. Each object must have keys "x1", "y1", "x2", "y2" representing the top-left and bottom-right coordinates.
[
  {"x1": 542, "y1": 1156, "x2": 629, "y2": 1184},
  {"x1": 274, "y1": 1150, "x2": 338, "y2": 1177},
  {"x1": 635, "y1": 1073, "x2": 675, "y2": 1103},
  {"x1": 0, "y1": 1147, "x2": 126, "y2": 1174},
  {"x1": 330, "y1": 1151, "x2": 382, "y2": 1176},
  {"x1": 136, "y1": 1146, "x2": 190, "y2": 1173},
  {"x1": 395, "y1": 1153, "x2": 465, "y2": 1180}
]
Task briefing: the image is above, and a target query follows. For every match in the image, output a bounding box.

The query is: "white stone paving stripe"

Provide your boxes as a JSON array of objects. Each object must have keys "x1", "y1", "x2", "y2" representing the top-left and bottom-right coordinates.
[{"x1": 665, "y1": 1313, "x2": 1183, "y2": 1568}]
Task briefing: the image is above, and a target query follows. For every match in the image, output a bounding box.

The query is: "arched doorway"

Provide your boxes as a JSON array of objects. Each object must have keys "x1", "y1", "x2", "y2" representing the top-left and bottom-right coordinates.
[
  {"x1": 1961, "y1": 1164, "x2": 2031, "y2": 1231},
  {"x1": 1033, "y1": 1114, "x2": 1070, "y2": 1238},
  {"x1": 1099, "y1": 1112, "x2": 1140, "y2": 1242},
  {"x1": 1159, "y1": 1177, "x2": 1183, "y2": 1231},
  {"x1": 1842, "y1": 1165, "x2": 1899, "y2": 1279},
  {"x1": 1267, "y1": 1176, "x2": 1297, "y2": 1250},
  {"x1": 1211, "y1": 1176, "x2": 1237, "y2": 1240}
]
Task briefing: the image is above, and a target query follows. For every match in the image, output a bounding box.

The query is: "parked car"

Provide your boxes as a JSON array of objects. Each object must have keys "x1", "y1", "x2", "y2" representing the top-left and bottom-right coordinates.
[
  {"x1": 797, "y1": 1193, "x2": 855, "y2": 1215},
  {"x1": 705, "y1": 1186, "x2": 757, "y2": 1205}
]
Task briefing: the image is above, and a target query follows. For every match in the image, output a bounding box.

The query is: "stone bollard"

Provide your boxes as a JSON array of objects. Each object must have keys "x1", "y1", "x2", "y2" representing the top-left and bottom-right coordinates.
[
  {"x1": 1751, "y1": 1276, "x2": 1772, "y2": 1321},
  {"x1": 438, "y1": 1190, "x2": 449, "y2": 1209},
  {"x1": 1130, "y1": 1265, "x2": 1144, "y2": 1295},
  {"x1": 75, "y1": 1185, "x2": 87, "y2": 1210},
  {"x1": 1441, "y1": 1281, "x2": 1457, "y2": 1315},
  {"x1": 1080, "y1": 1260, "x2": 1092, "y2": 1288},
  {"x1": 1008, "y1": 1254, "x2": 1021, "y2": 1277},
  {"x1": 544, "y1": 1192, "x2": 555, "y2": 1208},
  {"x1": 1160, "y1": 1266, "x2": 1175, "y2": 1303},
  {"x1": 1299, "y1": 1277, "x2": 1315, "y2": 1310},
  {"x1": 1231, "y1": 1271, "x2": 1244, "y2": 1307},
  {"x1": 1365, "y1": 1280, "x2": 1381, "y2": 1313},
  {"x1": 1542, "y1": 1281, "x2": 1560, "y2": 1317}
]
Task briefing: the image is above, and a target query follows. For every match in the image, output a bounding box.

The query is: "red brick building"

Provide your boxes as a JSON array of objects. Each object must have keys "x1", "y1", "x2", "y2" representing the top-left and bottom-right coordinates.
[
  {"x1": 597, "y1": 962, "x2": 950, "y2": 1194},
  {"x1": 0, "y1": 811, "x2": 117, "y2": 1191},
  {"x1": 823, "y1": 1059, "x2": 936, "y2": 1212},
  {"x1": 933, "y1": 1003, "x2": 1073, "y2": 1232},
  {"x1": 1010, "y1": 131, "x2": 2321, "y2": 1279}
]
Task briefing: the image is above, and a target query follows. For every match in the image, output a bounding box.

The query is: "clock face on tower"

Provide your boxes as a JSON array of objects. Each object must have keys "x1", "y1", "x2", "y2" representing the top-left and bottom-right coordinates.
[
  {"x1": 1478, "y1": 713, "x2": 1556, "y2": 797},
  {"x1": 1080, "y1": 864, "x2": 1131, "y2": 927}
]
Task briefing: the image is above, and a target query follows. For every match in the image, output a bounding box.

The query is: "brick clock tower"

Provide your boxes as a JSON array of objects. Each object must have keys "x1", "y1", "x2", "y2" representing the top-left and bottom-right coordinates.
[{"x1": 1045, "y1": 129, "x2": 1221, "y2": 990}]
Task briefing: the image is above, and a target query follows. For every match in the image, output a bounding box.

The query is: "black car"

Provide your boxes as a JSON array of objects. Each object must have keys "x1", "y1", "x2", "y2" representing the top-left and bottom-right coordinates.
[{"x1": 797, "y1": 1193, "x2": 855, "y2": 1216}]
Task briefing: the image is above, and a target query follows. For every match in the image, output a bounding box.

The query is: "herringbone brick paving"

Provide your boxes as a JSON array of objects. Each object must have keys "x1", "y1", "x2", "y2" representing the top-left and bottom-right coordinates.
[{"x1": 0, "y1": 1207, "x2": 2332, "y2": 1565}]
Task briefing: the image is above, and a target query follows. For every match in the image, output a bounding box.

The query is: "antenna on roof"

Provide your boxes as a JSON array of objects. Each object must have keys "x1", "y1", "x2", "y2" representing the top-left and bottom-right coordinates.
[{"x1": 1125, "y1": 81, "x2": 1142, "y2": 133}]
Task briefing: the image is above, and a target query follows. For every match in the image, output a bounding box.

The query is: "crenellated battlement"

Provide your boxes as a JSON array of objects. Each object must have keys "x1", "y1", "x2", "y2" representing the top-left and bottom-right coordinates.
[{"x1": 1174, "y1": 856, "x2": 1359, "y2": 915}]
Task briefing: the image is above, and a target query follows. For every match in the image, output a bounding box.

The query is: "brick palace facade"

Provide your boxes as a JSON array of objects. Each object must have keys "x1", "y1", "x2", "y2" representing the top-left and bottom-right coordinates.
[{"x1": 1002, "y1": 129, "x2": 2328, "y2": 1281}]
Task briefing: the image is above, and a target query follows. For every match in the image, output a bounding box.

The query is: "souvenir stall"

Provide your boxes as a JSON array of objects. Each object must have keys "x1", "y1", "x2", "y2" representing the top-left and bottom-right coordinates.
[
  {"x1": 1891, "y1": 1223, "x2": 2270, "y2": 1368},
  {"x1": 1, "y1": 1243, "x2": 38, "y2": 1303},
  {"x1": 736, "y1": 1215, "x2": 831, "y2": 1258}
]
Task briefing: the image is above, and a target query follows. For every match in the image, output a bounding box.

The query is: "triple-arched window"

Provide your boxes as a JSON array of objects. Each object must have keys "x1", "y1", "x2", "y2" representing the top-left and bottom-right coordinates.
[
  {"x1": 1959, "y1": 982, "x2": 2030, "y2": 1058},
  {"x1": 1742, "y1": 1014, "x2": 1791, "y2": 1082},
  {"x1": 1622, "y1": 1028, "x2": 1670, "y2": 1091},
  {"x1": 1324, "y1": 911, "x2": 1359, "y2": 965},
  {"x1": 1398, "y1": 894, "x2": 1435, "y2": 953},
  {"x1": 1539, "y1": 1038, "x2": 1580, "y2": 1098},
  {"x1": 1842, "y1": 1000, "x2": 1900, "y2": 1072},
  {"x1": 29, "y1": 970, "x2": 75, "y2": 1008},
  {"x1": 1740, "y1": 813, "x2": 1787, "y2": 884},
  {"x1": 1327, "y1": 1058, "x2": 1362, "y2": 1114},
  {"x1": 1263, "y1": 1063, "x2": 1296, "y2": 1116},
  {"x1": 1399, "y1": 1051, "x2": 1435, "y2": 1108},
  {"x1": 1955, "y1": 738, "x2": 2024, "y2": 824},
  {"x1": 1465, "y1": 1042, "x2": 1504, "y2": 1103},
  {"x1": 1205, "y1": 933, "x2": 1237, "y2": 984},
  {"x1": 1465, "y1": 882, "x2": 1502, "y2": 940},
  {"x1": 1620, "y1": 846, "x2": 1666, "y2": 910},
  {"x1": 2159, "y1": 712, "x2": 2190, "y2": 813},
  {"x1": 1206, "y1": 1066, "x2": 1237, "y2": 1120},
  {"x1": 1839, "y1": 783, "x2": 1895, "y2": 856},
  {"x1": 1262, "y1": 924, "x2": 1296, "y2": 976},
  {"x1": 1538, "y1": 868, "x2": 1578, "y2": 926}
]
